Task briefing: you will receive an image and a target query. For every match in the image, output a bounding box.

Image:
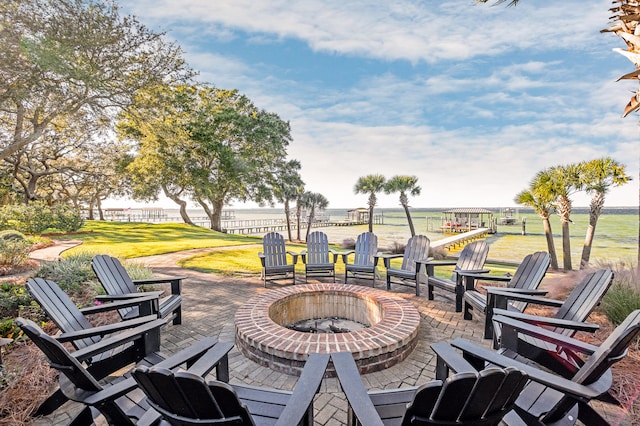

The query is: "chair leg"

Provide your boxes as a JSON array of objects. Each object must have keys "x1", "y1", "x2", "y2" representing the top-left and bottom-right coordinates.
[
  {"x1": 455, "y1": 285, "x2": 463, "y2": 312},
  {"x1": 173, "y1": 306, "x2": 182, "y2": 325},
  {"x1": 427, "y1": 283, "x2": 434, "y2": 300},
  {"x1": 463, "y1": 301, "x2": 473, "y2": 320},
  {"x1": 344, "y1": 269, "x2": 348, "y2": 284},
  {"x1": 386, "y1": 275, "x2": 391, "y2": 291}
]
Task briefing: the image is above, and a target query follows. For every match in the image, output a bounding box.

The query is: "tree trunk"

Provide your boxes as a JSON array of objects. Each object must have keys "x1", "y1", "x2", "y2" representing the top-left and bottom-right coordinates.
[
  {"x1": 368, "y1": 193, "x2": 375, "y2": 233},
  {"x1": 305, "y1": 207, "x2": 315, "y2": 240},
  {"x1": 284, "y1": 201, "x2": 293, "y2": 241},
  {"x1": 88, "y1": 200, "x2": 95, "y2": 220},
  {"x1": 561, "y1": 220, "x2": 572, "y2": 270},
  {"x1": 296, "y1": 203, "x2": 302, "y2": 241},
  {"x1": 162, "y1": 185, "x2": 194, "y2": 225},
  {"x1": 97, "y1": 197, "x2": 105, "y2": 221},
  {"x1": 542, "y1": 217, "x2": 559, "y2": 270},
  {"x1": 402, "y1": 202, "x2": 416, "y2": 236},
  {"x1": 580, "y1": 191, "x2": 604, "y2": 269}
]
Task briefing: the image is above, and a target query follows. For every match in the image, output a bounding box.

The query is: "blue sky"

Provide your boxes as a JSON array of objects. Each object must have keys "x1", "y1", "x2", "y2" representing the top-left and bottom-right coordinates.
[{"x1": 116, "y1": 0, "x2": 639, "y2": 209}]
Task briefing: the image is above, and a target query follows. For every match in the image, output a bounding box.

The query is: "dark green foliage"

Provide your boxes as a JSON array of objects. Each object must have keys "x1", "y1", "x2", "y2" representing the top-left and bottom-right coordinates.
[
  {"x1": 600, "y1": 262, "x2": 640, "y2": 325},
  {"x1": 0, "y1": 202, "x2": 83, "y2": 234},
  {"x1": 0, "y1": 239, "x2": 31, "y2": 266},
  {"x1": 35, "y1": 252, "x2": 98, "y2": 293},
  {"x1": 0, "y1": 230, "x2": 25, "y2": 241},
  {"x1": 0, "y1": 283, "x2": 42, "y2": 339}
]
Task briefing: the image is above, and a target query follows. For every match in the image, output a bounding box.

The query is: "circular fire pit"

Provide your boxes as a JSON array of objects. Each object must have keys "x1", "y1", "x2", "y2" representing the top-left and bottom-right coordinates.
[{"x1": 235, "y1": 283, "x2": 420, "y2": 375}]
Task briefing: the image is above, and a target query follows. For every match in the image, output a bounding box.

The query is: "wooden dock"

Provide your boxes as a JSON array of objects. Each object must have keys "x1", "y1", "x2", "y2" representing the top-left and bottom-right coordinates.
[{"x1": 431, "y1": 228, "x2": 490, "y2": 250}]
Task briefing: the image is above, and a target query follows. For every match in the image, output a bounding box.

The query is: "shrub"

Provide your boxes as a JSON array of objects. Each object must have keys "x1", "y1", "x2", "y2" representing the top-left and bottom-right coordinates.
[
  {"x1": 0, "y1": 282, "x2": 43, "y2": 339},
  {"x1": 0, "y1": 202, "x2": 83, "y2": 234},
  {"x1": 599, "y1": 260, "x2": 640, "y2": 325},
  {"x1": 0, "y1": 230, "x2": 25, "y2": 241},
  {"x1": 341, "y1": 238, "x2": 356, "y2": 250},
  {"x1": 36, "y1": 252, "x2": 99, "y2": 293},
  {"x1": 0, "y1": 239, "x2": 31, "y2": 267}
]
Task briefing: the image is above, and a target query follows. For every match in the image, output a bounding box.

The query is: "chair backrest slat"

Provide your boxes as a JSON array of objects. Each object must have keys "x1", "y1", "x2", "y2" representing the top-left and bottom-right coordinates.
[
  {"x1": 400, "y1": 235, "x2": 430, "y2": 272},
  {"x1": 92, "y1": 255, "x2": 139, "y2": 318},
  {"x1": 26, "y1": 278, "x2": 99, "y2": 349},
  {"x1": 263, "y1": 232, "x2": 288, "y2": 267},
  {"x1": 554, "y1": 269, "x2": 613, "y2": 336},
  {"x1": 307, "y1": 231, "x2": 330, "y2": 264},
  {"x1": 451, "y1": 241, "x2": 489, "y2": 281},
  {"x1": 507, "y1": 251, "x2": 550, "y2": 312},
  {"x1": 353, "y1": 232, "x2": 377, "y2": 267}
]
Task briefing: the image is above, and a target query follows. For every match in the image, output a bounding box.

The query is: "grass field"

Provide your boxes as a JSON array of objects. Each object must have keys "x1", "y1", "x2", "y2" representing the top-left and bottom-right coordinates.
[{"x1": 62, "y1": 212, "x2": 638, "y2": 278}]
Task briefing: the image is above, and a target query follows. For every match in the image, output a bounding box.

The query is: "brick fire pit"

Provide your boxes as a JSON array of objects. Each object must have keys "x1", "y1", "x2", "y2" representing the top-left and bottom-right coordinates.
[{"x1": 234, "y1": 283, "x2": 420, "y2": 375}]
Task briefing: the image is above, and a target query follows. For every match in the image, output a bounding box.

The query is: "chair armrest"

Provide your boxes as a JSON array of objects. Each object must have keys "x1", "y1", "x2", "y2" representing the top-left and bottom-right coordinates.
[
  {"x1": 493, "y1": 315, "x2": 599, "y2": 355},
  {"x1": 340, "y1": 250, "x2": 355, "y2": 264},
  {"x1": 71, "y1": 319, "x2": 167, "y2": 362},
  {"x1": 415, "y1": 257, "x2": 435, "y2": 271},
  {"x1": 286, "y1": 251, "x2": 299, "y2": 264},
  {"x1": 187, "y1": 341, "x2": 234, "y2": 382},
  {"x1": 379, "y1": 253, "x2": 404, "y2": 268},
  {"x1": 79, "y1": 294, "x2": 160, "y2": 316},
  {"x1": 492, "y1": 309, "x2": 600, "y2": 333},
  {"x1": 329, "y1": 249, "x2": 340, "y2": 263},
  {"x1": 82, "y1": 337, "x2": 220, "y2": 406},
  {"x1": 458, "y1": 272, "x2": 512, "y2": 282},
  {"x1": 56, "y1": 315, "x2": 159, "y2": 342},
  {"x1": 457, "y1": 268, "x2": 490, "y2": 275},
  {"x1": 133, "y1": 277, "x2": 183, "y2": 296},
  {"x1": 275, "y1": 353, "x2": 331, "y2": 426},
  {"x1": 430, "y1": 342, "x2": 478, "y2": 380},
  {"x1": 423, "y1": 259, "x2": 458, "y2": 266},
  {"x1": 330, "y1": 352, "x2": 385, "y2": 426},
  {"x1": 483, "y1": 287, "x2": 548, "y2": 295},
  {"x1": 449, "y1": 337, "x2": 603, "y2": 399},
  {"x1": 95, "y1": 291, "x2": 164, "y2": 301},
  {"x1": 487, "y1": 290, "x2": 564, "y2": 308}
]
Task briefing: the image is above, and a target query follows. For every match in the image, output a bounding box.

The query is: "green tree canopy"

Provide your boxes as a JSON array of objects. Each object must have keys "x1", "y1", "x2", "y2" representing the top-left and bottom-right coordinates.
[
  {"x1": 385, "y1": 175, "x2": 421, "y2": 237},
  {"x1": 354, "y1": 174, "x2": 386, "y2": 233}
]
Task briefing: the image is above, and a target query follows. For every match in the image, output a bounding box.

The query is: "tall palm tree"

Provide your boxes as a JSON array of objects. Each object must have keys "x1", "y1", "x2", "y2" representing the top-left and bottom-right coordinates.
[
  {"x1": 273, "y1": 160, "x2": 304, "y2": 241},
  {"x1": 354, "y1": 174, "x2": 386, "y2": 232},
  {"x1": 302, "y1": 192, "x2": 329, "y2": 240},
  {"x1": 385, "y1": 175, "x2": 421, "y2": 236},
  {"x1": 548, "y1": 164, "x2": 581, "y2": 271},
  {"x1": 579, "y1": 158, "x2": 631, "y2": 269},
  {"x1": 514, "y1": 170, "x2": 559, "y2": 270}
]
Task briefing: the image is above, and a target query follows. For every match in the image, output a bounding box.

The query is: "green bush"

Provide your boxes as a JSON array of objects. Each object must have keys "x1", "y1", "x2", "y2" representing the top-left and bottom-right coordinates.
[
  {"x1": 0, "y1": 239, "x2": 31, "y2": 266},
  {"x1": 0, "y1": 202, "x2": 83, "y2": 234},
  {"x1": 0, "y1": 282, "x2": 42, "y2": 339},
  {"x1": 36, "y1": 252, "x2": 99, "y2": 293},
  {"x1": 0, "y1": 230, "x2": 25, "y2": 241},
  {"x1": 599, "y1": 260, "x2": 640, "y2": 325}
]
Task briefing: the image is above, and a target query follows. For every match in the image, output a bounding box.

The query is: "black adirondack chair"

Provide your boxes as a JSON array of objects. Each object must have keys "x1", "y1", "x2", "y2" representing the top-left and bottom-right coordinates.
[
  {"x1": 432, "y1": 309, "x2": 640, "y2": 425},
  {"x1": 426, "y1": 240, "x2": 490, "y2": 312},
  {"x1": 461, "y1": 251, "x2": 551, "y2": 339},
  {"x1": 301, "y1": 231, "x2": 338, "y2": 283},
  {"x1": 26, "y1": 277, "x2": 163, "y2": 416},
  {"x1": 489, "y1": 269, "x2": 614, "y2": 371},
  {"x1": 381, "y1": 235, "x2": 432, "y2": 296},
  {"x1": 341, "y1": 232, "x2": 380, "y2": 286},
  {"x1": 331, "y1": 351, "x2": 529, "y2": 426},
  {"x1": 132, "y1": 352, "x2": 330, "y2": 426},
  {"x1": 258, "y1": 232, "x2": 299, "y2": 286},
  {"x1": 17, "y1": 317, "x2": 233, "y2": 426},
  {"x1": 92, "y1": 254, "x2": 183, "y2": 324}
]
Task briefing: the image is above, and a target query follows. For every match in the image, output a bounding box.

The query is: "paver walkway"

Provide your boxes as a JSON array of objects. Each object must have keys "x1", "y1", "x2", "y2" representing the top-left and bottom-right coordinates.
[{"x1": 29, "y1": 243, "x2": 632, "y2": 425}]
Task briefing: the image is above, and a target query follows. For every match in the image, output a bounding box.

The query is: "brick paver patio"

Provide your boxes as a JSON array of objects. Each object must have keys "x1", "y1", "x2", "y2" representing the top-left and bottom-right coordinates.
[{"x1": 30, "y1": 246, "x2": 631, "y2": 425}]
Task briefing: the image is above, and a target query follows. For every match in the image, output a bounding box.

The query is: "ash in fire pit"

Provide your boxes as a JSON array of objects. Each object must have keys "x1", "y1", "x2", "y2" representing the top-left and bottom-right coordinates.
[{"x1": 288, "y1": 316, "x2": 368, "y2": 333}]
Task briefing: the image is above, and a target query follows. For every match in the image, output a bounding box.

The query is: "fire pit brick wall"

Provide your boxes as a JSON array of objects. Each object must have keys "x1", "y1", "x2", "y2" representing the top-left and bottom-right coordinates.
[{"x1": 235, "y1": 283, "x2": 420, "y2": 376}]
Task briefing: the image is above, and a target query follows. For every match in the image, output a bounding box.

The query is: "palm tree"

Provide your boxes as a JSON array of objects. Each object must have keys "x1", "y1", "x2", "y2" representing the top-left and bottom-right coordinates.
[
  {"x1": 354, "y1": 174, "x2": 386, "y2": 232},
  {"x1": 302, "y1": 192, "x2": 329, "y2": 240},
  {"x1": 385, "y1": 175, "x2": 421, "y2": 236},
  {"x1": 547, "y1": 164, "x2": 581, "y2": 271},
  {"x1": 514, "y1": 170, "x2": 559, "y2": 270},
  {"x1": 273, "y1": 160, "x2": 304, "y2": 241},
  {"x1": 578, "y1": 158, "x2": 631, "y2": 269}
]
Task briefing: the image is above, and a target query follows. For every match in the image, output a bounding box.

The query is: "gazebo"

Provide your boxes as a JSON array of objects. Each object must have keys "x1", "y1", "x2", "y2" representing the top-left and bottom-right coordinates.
[{"x1": 441, "y1": 208, "x2": 495, "y2": 233}]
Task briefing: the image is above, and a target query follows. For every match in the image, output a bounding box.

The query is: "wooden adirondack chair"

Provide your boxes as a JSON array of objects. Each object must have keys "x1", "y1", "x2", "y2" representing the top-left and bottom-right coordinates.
[
  {"x1": 26, "y1": 277, "x2": 163, "y2": 416},
  {"x1": 426, "y1": 240, "x2": 489, "y2": 312},
  {"x1": 341, "y1": 232, "x2": 380, "y2": 286},
  {"x1": 461, "y1": 251, "x2": 551, "y2": 339},
  {"x1": 331, "y1": 351, "x2": 529, "y2": 426},
  {"x1": 258, "y1": 232, "x2": 299, "y2": 286},
  {"x1": 16, "y1": 317, "x2": 233, "y2": 426},
  {"x1": 489, "y1": 269, "x2": 614, "y2": 371},
  {"x1": 92, "y1": 254, "x2": 183, "y2": 324},
  {"x1": 381, "y1": 235, "x2": 431, "y2": 296},
  {"x1": 433, "y1": 309, "x2": 640, "y2": 425},
  {"x1": 300, "y1": 231, "x2": 339, "y2": 283},
  {"x1": 132, "y1": 352, "x2": 329, "y2": 426}
]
